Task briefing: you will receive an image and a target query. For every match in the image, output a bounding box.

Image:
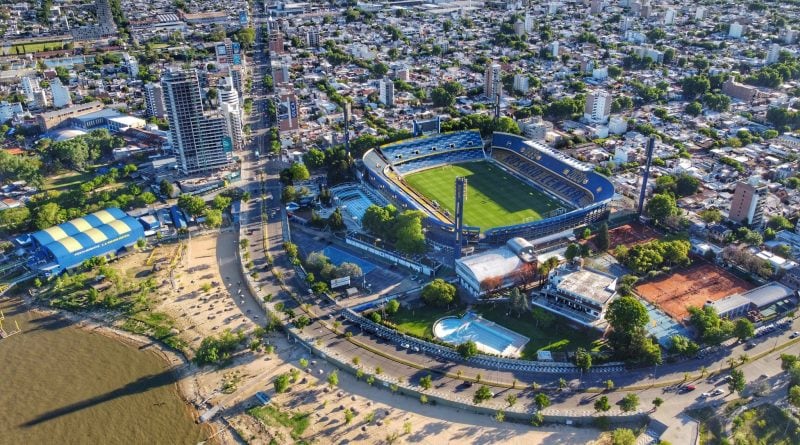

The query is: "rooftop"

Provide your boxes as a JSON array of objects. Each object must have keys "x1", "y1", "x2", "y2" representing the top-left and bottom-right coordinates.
[
  {"x1": 553, "y1": 267, "x2": 617, "y2": 305},
  {"x1": 456, "y1": 245, "x2": 522, "y2": 284}
]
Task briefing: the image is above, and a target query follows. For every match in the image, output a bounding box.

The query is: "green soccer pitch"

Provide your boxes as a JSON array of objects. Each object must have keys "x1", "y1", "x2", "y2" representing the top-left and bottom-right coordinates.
[{"x1": 403, "y1": 161, "x2": 567, "y2": 230}]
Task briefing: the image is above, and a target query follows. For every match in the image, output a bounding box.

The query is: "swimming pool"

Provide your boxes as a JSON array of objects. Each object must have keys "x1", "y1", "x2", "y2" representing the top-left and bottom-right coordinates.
[{"x1": 433, "y1": 312, "x2": 529, "y2": 357}]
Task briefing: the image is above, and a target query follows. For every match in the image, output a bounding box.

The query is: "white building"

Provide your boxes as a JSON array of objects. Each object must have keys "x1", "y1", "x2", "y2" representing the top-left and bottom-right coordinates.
[
  {"x1": 584, "y1": 91, "x2": 611, "y2": 124},
  {"x1": 766, "y1": 44, "x2": 780, "y2": 65},
  {"x1": 218, "y1": 77, "x2": 244, "y2": 152},
  {"x1": 455, "y1": 237, "x2": 537, "y2": 297},
  {"x1": 664, "y1": 8, "x2": 676, "y2": 25},
  {"x1": 729, "y1": 22, "x2": 743, "y2": 38},
  {"x1": 513, "y1": 74, "x2": 529, "y2": 93},
  {"x1": 695, "y1": 6, "x2": 706, "y2": 20},
  {"x1": 0, "y1": 102, "x2": 24, "y2": 123},
  {"x1": 484, "y1": 63, "x2": 502, "y2": 100},
  {"x1": 379, "y1": 77, "x2": 394, "y2": 107},
  {"x1": 551, "y1": 41, "x2": 560, "y2": 58},
  {"x1": 50, "y1": 78, "x2": 72, "y2": 108},
  {"x1": 592, "y1": 67, "x2": 608, "y2": 80},
  {"x1": 532, "y1": 264, "x2": 617, "y2": 329},
  {"x1": 123, "y1": 53, "x2": 138, "y2": 79},
  {"x1": 524, "y1": 12, "x2": 534, "y2": 33},
  {"x1": 608, "y1": 116, "x2": 628, "y2": 135},
  {"x1": 21, "y1": 77, "x2": 39, "y2": 103}
]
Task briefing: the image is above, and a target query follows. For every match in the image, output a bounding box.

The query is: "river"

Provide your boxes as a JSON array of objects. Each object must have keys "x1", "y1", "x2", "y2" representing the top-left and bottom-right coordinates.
[{"x1": 0, "y1": 298, "x2": 205, "y2": 445}]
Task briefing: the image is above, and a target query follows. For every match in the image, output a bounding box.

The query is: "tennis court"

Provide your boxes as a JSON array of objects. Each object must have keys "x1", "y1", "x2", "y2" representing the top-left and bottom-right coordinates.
[{"x1": 323, "y1": 246, "x2": 376, "y2": 275}]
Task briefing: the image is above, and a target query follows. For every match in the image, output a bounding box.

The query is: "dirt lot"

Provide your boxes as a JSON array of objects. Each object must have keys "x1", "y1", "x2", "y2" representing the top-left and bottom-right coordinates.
[
  {"x1": 605, "y1": 222, "x2": 661, "y2": 249},
  {"x1": 634, "y1": 262, "x2": 755, "y2": 320}
]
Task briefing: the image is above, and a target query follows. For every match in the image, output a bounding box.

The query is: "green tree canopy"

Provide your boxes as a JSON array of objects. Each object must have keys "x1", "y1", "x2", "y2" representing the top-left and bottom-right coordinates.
[{"x1": 421, "y1": 278, "x2": 457, "y2": 307}]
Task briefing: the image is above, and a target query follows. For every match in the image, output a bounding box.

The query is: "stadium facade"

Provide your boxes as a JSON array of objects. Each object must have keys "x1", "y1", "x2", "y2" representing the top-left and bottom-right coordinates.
[
  {"x1": 361, "y1": 131, "x2": 614, "y2": 246},
  {"x1": 29, "y1": 208, "x2": 145, "y2": 276}
]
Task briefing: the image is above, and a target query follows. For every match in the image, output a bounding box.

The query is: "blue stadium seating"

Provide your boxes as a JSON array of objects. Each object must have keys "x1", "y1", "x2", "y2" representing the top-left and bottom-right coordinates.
[
  {"x1": 380, "y1": 131, "x2": 483, "y2": 165},
  {"x1": 393, "y1": 149, "x2": 486, "y2": 174}
]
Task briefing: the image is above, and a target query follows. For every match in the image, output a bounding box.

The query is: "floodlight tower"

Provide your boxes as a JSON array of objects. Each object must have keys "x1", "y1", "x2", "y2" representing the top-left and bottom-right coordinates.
[
  {"x1": 454, "y1": 177, "x2": 467, "y2": 259},
  {"x1": 638, "y1": 136, "x2": 656, "y2": 216},
  {"x1": 343, "y1": 102, "x2": 351, "y2": 154}
]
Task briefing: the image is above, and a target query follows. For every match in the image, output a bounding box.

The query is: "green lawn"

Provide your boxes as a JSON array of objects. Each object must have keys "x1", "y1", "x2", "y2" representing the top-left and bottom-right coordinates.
[
  {"x1": 387, "y1": 304, "x2": 465, "y2": 339},
  {"x1": 44, "y1": 170, "x2": 95, "y2": 191},
  {"x1": 477, "y1": 305, "x2": 603, "y2": 359},
  {"x1": 728, "y1": 404, "x2": 800, "y2": 445},
  {"x1": 403, "y1": 161, "x2": 565, "y2": 230},
  {"x1": 247, "y1": 405, "x2": 310, "y2": 440}
]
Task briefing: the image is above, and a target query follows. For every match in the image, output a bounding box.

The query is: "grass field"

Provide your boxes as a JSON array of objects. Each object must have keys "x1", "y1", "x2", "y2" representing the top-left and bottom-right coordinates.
[
  {"x1": 44, "y1": 170, "x2": 94, "y2": 191},
  {"x1": 478, "y1": 306, "x2": 602, "y2": 358},
  {"x1": 403, "y1": 161, "x2": 564, "y2": 230},
  {"x1": 387, "y1": 305, "x2": 465, "y2": 339}
]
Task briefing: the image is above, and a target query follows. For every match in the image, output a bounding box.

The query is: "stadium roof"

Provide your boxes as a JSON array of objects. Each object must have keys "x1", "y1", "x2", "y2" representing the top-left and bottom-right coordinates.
[
  {"x1": 31, "y1": 208, "x2": 144, "y2": 273},
  {"x1": 456, "y1": 245, "x2": 523, "y2": 284},
  {"x1": 741, "y1": 282, "x2": 795, "y2": 308},
  {"x1": 31, "y1": 208, "x2": 128, "y2": 246}
]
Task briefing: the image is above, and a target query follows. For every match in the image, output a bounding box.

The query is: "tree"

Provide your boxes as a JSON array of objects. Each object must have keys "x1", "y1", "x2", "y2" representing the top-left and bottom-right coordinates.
[
  {"x1": 534, "y1": 393, "x2": 551, "y2": 410},
  {"x1": 619, "y1": 393, "x2": 639, "y2": 412},
  {"x1": 457, "y1": 340, "x2": 479, "y2": 359},
  {"x1": 327, "y1": 370, "x2": 339, "y2": 387},
  {"x1": 575, "y1": 348, "x2": 592, "y2": 373},
  {"x1": 607, "y1": 296, "x2": 649, "y2": 333},
  {"x1": 733, "y1": 318, "x2": 755, "y2": 342},
  {"x1": 652, "y1": 397, "x2": 664, "y2": 409},
  {"x1": 386, "y1": 299, "x2": 400, "y2": 315},
  {"x1": 159, "y1": 179, "x2": 175, "y2": 197},
  {"x1": 302, "y1": 148, "x2": 326, "y2": 169},
  {"x1": 685, "y1": 101, "x2": 703, "y2": 116},
  {"x1": 287, "y1": 162, "x2": 310, "y2": 182},
  {"x1": 473, "y1": 385, "x2": 493, "y2": 404},
  {"x1": 0, "y1": 207, "x2": 30, "y2": 232},
  {"x1": 421, "y1": 278, "x2": 457, "y2": 307},
  {"x1": 430, "y1": 87, "x2": 455, "y2": 108},
  {"x1": 594, "y1": 396, "x2": 611, "y2": 412},
  {"x1": 273, "y1": 373, "x2": 291, "y2": 393},
  {"x1": 235, "y1": 27, "x2": 256, "y2": 50},
  {"x1": 681, "y1": 76, "x2": 710, "y2": 100},
  {"x1": 729, "y1": 369, "x2": 745, "y2": 394},
  {"x1": 767, "y1": 215, "x2": 794, "y2": 231},
  {"x1": 789, "y1": 385, "x2": 800, "y2": 408},
  {"x1": 505, "y1": 393, "x2": 518, "y2": 407},
  {"x1": 612, "y1": 428, "x2": 636, "y2": 445},
  {"x1": 699, "y1": 208, "x2": 722, "y2": 224},
  {"x1": 645, "y1": 193, "x2": 678, "y2": 224},
  {"x1": 211, "y1": 195, "x2": 232, "y2": 210},
  {"x1": 34, "y1": 202, "x2": 63, "y2": 229},
  {"x1": 419, "y1": 374, "x2": 432, "y2": 390},
  {"x1": 565, "y1": 243, "x2": 581, "y2": 260},
  {"x1": 596, "y1": 223, "x2": 610, "y2": 251},
  {"x1": 177, "y1": 194, "x2": 206, "y2": 217}
]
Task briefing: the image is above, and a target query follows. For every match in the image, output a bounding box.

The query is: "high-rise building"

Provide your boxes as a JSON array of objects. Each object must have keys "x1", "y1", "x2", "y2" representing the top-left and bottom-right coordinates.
[
  {"x1": 50, "y1": 78, "x2": 72, "y2": 108},
  {"x1": 269, "y1": 31, "x2": 284, "y2": 55},
  {"x1": 729, "y1": 22, "x2": 743, "y2": 38},
  {"x1": 277, "y1": 91, "x2": 299, "y2": 132},
  {"x1": 766, "y1": 43, "x2": 780, "y2": 64},
  {"x1": 664, "y1": 8, "x2": 676, "y2": 26},
  {"x1": 583, "y1": 91, "x2": 611, "y2": 124},
  {"x1": 590, "y1": 0, "x2": 603, "y2": 15},
  {"x1": 512, "y1": 74, "x2": 529, "y2": 93},
  {"x1": 144, "y1": 83, "x2": 166, "y2": 118},
  {"x1": 161, "y1": 69, "x2": 229, "y2": 175},
  {"x1": 306, "y1": 28, "x2": 320, "y2": 48},
  {"x1": 123, "y1": 53, "x2": 138, "y2": 79},
  {"x1": 218, "y1": 77, "x2": 244, "y2": 152},
  {"x1": 484, "y1": 63, "x2": 502, "y2": 100},
  {"x1": 695, "y1": 6, "x2": 706, "y2": 20},
  {"x1": 379, "y1": 77, "x2": 394, "y2": 107},
  {"x1": 524, "y1": 13, "x2": 534, "y2": 33},
  {"x1": 729, "y1": 180, "x2": 767, "y2": 228},
  {"x1": 215, "y1": 39, "x2": 244, "y2": 67},
  {"x1": 95, "y1": 0, "x2": 117, "y2": 35}
]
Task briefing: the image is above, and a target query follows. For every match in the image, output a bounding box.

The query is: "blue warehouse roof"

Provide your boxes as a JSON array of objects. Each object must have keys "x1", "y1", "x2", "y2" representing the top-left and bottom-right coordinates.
[
  {"x1": 31, "y1": 208, "x2": 145, "y2": 273},
  {"x1": 31, "y1": 208, "x2": 128, "y2": 247}
]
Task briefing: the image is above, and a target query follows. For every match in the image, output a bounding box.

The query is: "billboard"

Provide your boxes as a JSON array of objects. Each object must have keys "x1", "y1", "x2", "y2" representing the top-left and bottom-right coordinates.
[
  {"x1": 232, "y1": 42, "x2": 241, "y2": 65},
  {"x1": 330, "y1": 276, "x2": 350, "y2": 289},
  {"x1": 239, "y1": 11, "x2": 248, "y2": 25}
]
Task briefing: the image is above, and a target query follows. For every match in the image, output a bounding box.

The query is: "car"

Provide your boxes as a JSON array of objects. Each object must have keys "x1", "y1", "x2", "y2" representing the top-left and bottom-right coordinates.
[
  {"x1": 711, "y1": 388, "x2": 725, "y2": 396},
  {"x1": 681, "y1": 385, "x2": 696, "y2": 393},
  {"x1": 745, "y1": 342, "x2": 757, "y2": 349},
  {"x1": 791, "y1": 331, "x2": 800, "y2": 339},
  {"x1": 700, "y1": 392, "x2": 712, "y2": 398}
]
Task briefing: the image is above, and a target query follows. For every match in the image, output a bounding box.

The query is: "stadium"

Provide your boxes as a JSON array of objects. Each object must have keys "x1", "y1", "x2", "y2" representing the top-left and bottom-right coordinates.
[
  {"x1": 27, "y1": 208, "x2": 145, "y2": 276},
  {"x1": 361, "y1": 131, "x2": 614, "y2": 246}
]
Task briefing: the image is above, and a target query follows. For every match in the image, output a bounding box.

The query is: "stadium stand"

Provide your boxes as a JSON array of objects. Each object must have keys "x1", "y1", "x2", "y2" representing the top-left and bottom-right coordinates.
[
  {"x1": 29, "y1": 208, "x2": 145, "y2": 276},
  {"x1": 393, "y1": 149, "x2": 486, "y2": 175},
  {"x1": 380, "y1": 130, "x2": 483, "y2": 165}
]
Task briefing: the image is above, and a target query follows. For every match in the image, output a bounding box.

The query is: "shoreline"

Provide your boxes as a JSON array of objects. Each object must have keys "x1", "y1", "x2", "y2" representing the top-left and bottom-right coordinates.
[{"x1": 1, "y1": 294, "x2": 216, "y2": 441}]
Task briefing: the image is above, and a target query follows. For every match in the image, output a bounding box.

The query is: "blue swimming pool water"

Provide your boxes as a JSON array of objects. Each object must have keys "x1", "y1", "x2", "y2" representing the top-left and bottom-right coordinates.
[
  {"x1": 434, "y1": 313, "x2": 520, "y2": 355},
  {"x1": 322, "y1": 246, "x2": 376, "y2": 275}
]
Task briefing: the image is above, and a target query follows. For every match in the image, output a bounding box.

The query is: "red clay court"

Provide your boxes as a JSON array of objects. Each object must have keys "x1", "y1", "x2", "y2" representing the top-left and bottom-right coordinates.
[
  {"x1": 634, "y1": 262, "x2": 755, "y2": 321},
  {"x1": 607, "y1": 222, "x2": 660, "y2": 249}
]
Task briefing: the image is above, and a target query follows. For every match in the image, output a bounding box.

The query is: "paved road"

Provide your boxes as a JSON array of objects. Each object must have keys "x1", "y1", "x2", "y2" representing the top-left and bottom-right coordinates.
[{"x1": 228, "y1": 16, "x2": 800, "y2": 442}]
